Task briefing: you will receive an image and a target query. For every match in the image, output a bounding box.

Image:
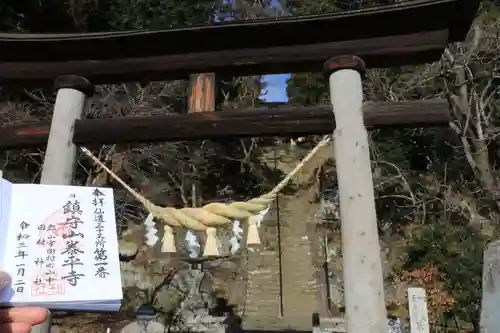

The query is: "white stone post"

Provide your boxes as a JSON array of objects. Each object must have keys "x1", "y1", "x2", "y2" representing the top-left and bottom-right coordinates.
[
  {"x1": 34, "y1": 75, "x2": 93, "y2": 333},
  {"x1": 408, "y1": 287, "x2": 430, "y2": 333},
  {"x1": 324, "y1": 56, "x2": 388, "y2": 333},
  {"x1": 40, "y1": 75, "x2": 93, "y2": 184},
  {"x1": 480, "y1": 240, "x2": 500, "y2": 333}
]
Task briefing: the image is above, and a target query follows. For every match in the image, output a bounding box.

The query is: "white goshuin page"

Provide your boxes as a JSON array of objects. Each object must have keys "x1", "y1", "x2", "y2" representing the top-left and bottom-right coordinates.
[{"x1": 0, "y1": 179, "x2": 122, "y2": 312}]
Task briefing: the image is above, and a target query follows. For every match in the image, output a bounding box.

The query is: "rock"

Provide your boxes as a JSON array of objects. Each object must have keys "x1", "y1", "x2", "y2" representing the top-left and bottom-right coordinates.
[
  {"x1": 119, "y1": 240, "x2": 139, "y2": 260},
  {"x1": 122, "y1": 287, "x2": 150, "y2": 314},
  {"x1": 154, "y1": 284, "x2": 184, "y2": 314},
  {"x1": 388, "y1": 318, "x2": 403, "y2": 333},
  {"x1": 120, "y1": 262, "x2": 153, "y2": 290},
  {"x1": 121, "y1": 320, "x2": 166, "y2": 333}
]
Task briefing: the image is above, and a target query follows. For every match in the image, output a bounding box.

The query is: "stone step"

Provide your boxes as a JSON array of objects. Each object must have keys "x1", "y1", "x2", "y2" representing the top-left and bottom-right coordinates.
[
  {"x1": 244, "y1": 305, "x2": 279, "y2": 311},
  {"x1": 248, "y1": 274, "x2": 279, "y2": 277},
  {"x1": 247, "y1": 278, "x2": 279, "y2": 283},
  {"x1": 280, "y1": 273, "x2": 315, "y2": 278},
  {"x1": 248, "y1": 271, "x2": 278, "y2": 275},
  {"x1": 247, "y1": 266, "x2": 279, "y2": 272},
  {"x1": 248, "y1": 275, "x2": 279, "y2": 279},
  {"x1": 280, "y1": 304, "x2": 316, "y2": 311},
  {"x1": 248, "y1": 273, "x2": 279, "y2": 277},
  {"x1": 247, "y1": 285, "x2": 279, "y2": 290},
  {"x1": 245, "y1": 307, "x2": 280, "y2": 314},
  {"x1": 282, "y1": 282, "x2": 316, "y2": 287},
  {"x1": 245, "y1": 305, "x2": 280, "y2": 312},
  {"x1": 282, "y1": 293, "x2": 316, "y2": 298},
  {"x1": 245, "y1": 295, "x2": 280, "y2": 300},
  {"x1": 282, "y1": 242, "x2": 311, "y2": 246},
  {"x1": 244, "y1": 219, "x2": 319, "y2": 330},
  {"x1": 247, "y1": 279, "x2": 280, "y2": 284},
  {"x1": 245, "y1": 296, "x2": 280, "y2": 302},
  {"x1": 243, "y1": 317, "x2": 313, "y2": 331},
  {"x1": 247, "y1": 275, "x2": 278, "y2": 281},
  {"x1": 246, "y1": 287, "x2": 280, "y2": 292},
  {"x1": 245, "y1": 294, "x2": 279, "y2": 299},
  {"x1": 282, "y1": 284, "x2": 316, "y2": 289},
  {"x1": 247, "y1": 277, "x2": 279, "y2": 283}
]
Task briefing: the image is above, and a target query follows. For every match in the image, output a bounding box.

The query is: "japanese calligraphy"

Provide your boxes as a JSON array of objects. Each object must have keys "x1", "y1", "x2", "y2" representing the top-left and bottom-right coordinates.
[
  {"x1": 60, "y1": 194, "x2": 85, "y2": 287},
  {"x1": 92, "y1": 189, "x2": 109, "y2": 279},
  {"x1": 32, "y1": 212, "x2": 66, "y2": 296},
  {"x1": 13, "y1": 221, "x2": 30, "y2": 294}
]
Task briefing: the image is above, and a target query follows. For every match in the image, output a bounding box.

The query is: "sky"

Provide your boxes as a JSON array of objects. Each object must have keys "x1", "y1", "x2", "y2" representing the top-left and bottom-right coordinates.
[
  {"x1": 260, "y1": 0, "x2": 290, "y2": 102},
  {"x1": 259, "y1": 0, "x2": 289, "y2": 102},
  {"x1": 260, "y1": 74, "x2": 290, "y2": 102},
  {"x1": 217, "y1": 0, "x2": 291, "y2": 103}
]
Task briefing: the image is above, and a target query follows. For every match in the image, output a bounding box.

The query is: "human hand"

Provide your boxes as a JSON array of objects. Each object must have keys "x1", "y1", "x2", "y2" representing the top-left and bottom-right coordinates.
[{"x1": 0, "y1": 272, "x2": 48, "y2": 333}]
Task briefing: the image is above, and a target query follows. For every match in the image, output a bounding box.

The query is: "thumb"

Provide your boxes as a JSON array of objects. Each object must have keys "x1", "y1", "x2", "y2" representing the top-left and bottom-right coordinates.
[{"x1": 0, "y1": 271, "x2": 11, "y2": 292}]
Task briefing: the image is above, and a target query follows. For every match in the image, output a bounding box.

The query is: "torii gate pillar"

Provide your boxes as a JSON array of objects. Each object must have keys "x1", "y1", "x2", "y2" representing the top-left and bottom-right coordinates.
[
  {"x1": 35, "y1": 75, "x2": 94, "y2": 333},
  {"x1": 323, "y1": 56, "x2": 388, "y2": 333},
  {"x1": 41, "y1": 75, "x2": 94, "y2": 184}
]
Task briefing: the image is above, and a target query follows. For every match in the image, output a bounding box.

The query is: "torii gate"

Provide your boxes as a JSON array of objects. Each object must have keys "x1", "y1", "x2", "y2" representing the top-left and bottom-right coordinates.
[{"x1": 0, "y1": 1, "x2": 480, "y2": 333}]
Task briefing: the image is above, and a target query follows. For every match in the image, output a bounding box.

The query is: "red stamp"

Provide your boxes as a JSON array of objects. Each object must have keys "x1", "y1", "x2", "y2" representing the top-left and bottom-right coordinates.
[
  {"x1": 37, "y1": 209, "x2": 85, "y2": 251},
  {"x1": 30, "y1": 269, "x2": 65, "y2": 296}
]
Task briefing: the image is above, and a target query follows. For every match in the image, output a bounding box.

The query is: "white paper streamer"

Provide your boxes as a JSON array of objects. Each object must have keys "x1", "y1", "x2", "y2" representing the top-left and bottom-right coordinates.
[
  {"x1": 256, "y1": 206, "x2": 270, "y2": 227},
  {"x1": 185, "y1": 230, "x2": 201, "y2": 258},
  {"x1": 144, "y1": 213, "x2": 159, "y2": 247},
  {"x1": 230, "y1": 220, "x2": 244, "y2": 254}
]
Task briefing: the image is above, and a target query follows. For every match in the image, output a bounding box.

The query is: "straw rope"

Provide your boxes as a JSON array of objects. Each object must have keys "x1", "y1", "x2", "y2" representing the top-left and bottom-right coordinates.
[
  {"x1": 80, "y1": 136, "x2": 331, "y2": 229},
  {"x1": 80, "y1": 136, "x2": 331, "y2": 255}
]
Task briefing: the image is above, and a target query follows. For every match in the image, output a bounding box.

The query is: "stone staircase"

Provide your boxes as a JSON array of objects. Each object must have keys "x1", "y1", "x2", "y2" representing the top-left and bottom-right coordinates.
[
  {"x1": 243, "y1": 249, "x2": 281, "y2": 328},
  {"x1": 243, "y1": 191, "x2": 321, "y2": 330},
  {"x1": 278, "y1": 198, "x2": 320, "y2": 330}
]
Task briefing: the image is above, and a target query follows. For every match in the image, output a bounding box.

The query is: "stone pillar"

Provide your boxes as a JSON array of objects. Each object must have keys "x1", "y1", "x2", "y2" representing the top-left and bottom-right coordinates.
[
  {"x1": 323, "y1": 56, "x2": 388, "y2": 333},
  {"x1": 41, "y1": 75, "x2": 94, "y2": 184},
  {"x1": 34, "y1": 75, "x2": 93, "y2": 333}
]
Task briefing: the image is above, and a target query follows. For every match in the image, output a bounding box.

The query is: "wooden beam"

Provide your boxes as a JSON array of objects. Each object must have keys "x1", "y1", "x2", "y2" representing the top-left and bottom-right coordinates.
[
  {"x1": 0, "y1": 31, "x2": 448, "y2": 86},
  {"x1": 0, "y1": 100, "x2": 450, "y2": 150},
  {"x1": 188, "y1": 73, "x2": 216, "y2": 113},
  {"x1": 0, "y1": 0, "x2": 475, "y2": 63},
  {"x1": 186, "y1": 71, "x2": 219, "y2": 256}
]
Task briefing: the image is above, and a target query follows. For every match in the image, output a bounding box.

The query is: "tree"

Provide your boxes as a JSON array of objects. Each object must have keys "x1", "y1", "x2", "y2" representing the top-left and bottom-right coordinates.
[{"x1": 442, "y1": 3, "x2": 500, "y2": 213}]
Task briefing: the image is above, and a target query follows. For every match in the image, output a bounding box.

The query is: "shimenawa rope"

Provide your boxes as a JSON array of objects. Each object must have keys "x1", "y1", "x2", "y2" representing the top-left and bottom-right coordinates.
[{"x1": 80, "y1": 135, "x2": 331, "y2": 256}]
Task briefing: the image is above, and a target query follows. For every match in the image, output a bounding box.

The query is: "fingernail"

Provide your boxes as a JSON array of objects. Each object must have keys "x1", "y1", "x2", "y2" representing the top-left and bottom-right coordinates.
[{"x1": 0, "y1": 272, "x2": 11, "y2": 291}]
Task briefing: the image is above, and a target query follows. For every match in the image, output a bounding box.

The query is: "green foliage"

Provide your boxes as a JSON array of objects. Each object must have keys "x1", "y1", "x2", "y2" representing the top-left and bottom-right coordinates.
[
  {"x1": 287, "y1": 73, "x2": 328, "y2": 106},
  {"x1": 289, "y1": 0, "x2": 398, "y2": 15},
  {"x1": 105, "y1": 0, "x2": 219, "y2": 30},
  {"x1": 404, "y1": 223, "x2": 488, "y2": 325},
  {"x1": 0, "y1": 0, "x2": 220, "y2": 33},
  {"x1": 0, "y1": 0, "x2": 81, "y2": 32}
]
